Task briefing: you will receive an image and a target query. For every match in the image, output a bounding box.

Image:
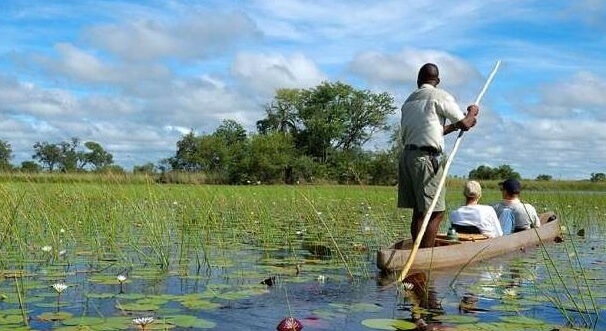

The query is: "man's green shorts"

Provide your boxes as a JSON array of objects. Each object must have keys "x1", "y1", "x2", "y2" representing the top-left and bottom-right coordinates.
[{"x1": 397, "y1": 149, "x2": 446, "y2": 213}]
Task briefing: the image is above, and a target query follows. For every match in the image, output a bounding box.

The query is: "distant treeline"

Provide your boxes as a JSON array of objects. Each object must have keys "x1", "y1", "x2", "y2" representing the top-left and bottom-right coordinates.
[{"x1": 1, "y1": 82, "x2": 604, "y2": 185}]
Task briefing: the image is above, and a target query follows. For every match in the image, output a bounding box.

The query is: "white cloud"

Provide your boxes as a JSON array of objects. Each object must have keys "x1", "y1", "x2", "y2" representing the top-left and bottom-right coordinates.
[
  {"x1": 1, "y1": 0, "x2": 605, "y2": 179},
  {"x1": 85, "y1": 10, "x2": 260, "y2": 61},
  {"x1": 534, "y1": 72, "x2": 606, "y2": 120},
  {"x1": 232, "y1": 52, "x2": 327, "y2": 95},
  {"x1": 36, "y1": 43, "x2": 172, "y2": 85},
  {"x1": 349, "y1": 48, "x2": 481, "y2": 87}
]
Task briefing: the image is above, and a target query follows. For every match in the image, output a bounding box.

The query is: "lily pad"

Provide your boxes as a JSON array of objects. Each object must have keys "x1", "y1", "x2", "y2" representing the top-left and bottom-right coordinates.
[
  {"x1": 329, "y1": 302, "x2": 382, "y2": 313},
  {"x1": 165, "y1": 315, "x2": 217, "y2": 328},
  {"x1": 180, "y1": 299, "x2": 221, "y2": 310},
  {"x1": 361, "y1": 318, "x2": 416, "y2": 330},
  {"x1": 0, "y1": 314, "x2": 26, "y2": 324},
  {"x1": 433, "y1": 314, "x2": 479, "y2": 323},
  {"x1": 499, "y1": 315, "x2": 547, "y2": 326},
  {"x1": 37, "y1": 311, "x2": 73, "y2": 321}
]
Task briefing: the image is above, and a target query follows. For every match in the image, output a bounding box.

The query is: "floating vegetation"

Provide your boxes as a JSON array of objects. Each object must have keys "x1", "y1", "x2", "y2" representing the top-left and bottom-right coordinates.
[
  {"x1": 0, "y1": 182, "x2": 603, "y2": 330},
  {"x1": 360, "y1": 318, "x2": 416, "y2": 330}
]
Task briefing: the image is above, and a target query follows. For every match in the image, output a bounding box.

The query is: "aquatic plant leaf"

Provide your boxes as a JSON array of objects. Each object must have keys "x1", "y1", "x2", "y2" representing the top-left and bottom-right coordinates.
[
  {"x1": 165, "y1": 314, "x2": 217, "y2": 328},
  {"x1": 116, "y1": 301, "x2": 160, "y2": 311},
  {"x1": 37, "y1": 311, "x2": 73, "y2": 321},
  {"x1": 499, "y1": 315, "x2": 547, "y2": 325},
  {"x1": 489, "y1": 303, "x2": 531, "y2": 312},
  {"x1": 0, "y1": 294, "x2": 44, "y2": 304},
  {"x1": 452, "y1": 323, "x2": 503, "y2": 331},
  {"x1": 90, "y1": 316, "x2": 132, "y2": 329},
  {"x1": 311, "y1": 309, "x2": 345, "y2": 320},
  {"x1": 0, "y1": 309, "x2": 31, "y2": 316},
  {"x1": 136, "y1": 321, "x2": 177, "y2": 330},
  {"x1": 360, "y1": 318, "x2": 416, "y2": 330},
  {"x1": 349, "y1": 303, "x2": 383, "y2": 312},
  {"x1": 453, "y1": 321, "x2": 557, "y2": 331},
  {"x1": 180, "y1": 299, "x2": 221, "y2": 310},
  {"x1": 136, "y1": 297, "x2": 170, "y2": 305},
  {"x1": 53, "y1": 326, "x2": 96, "y2": 331},
  {"x1": 433, "y1": 314, "x2": 479, "y2": 323},
  {"x1": 86, "y1": 293, "x2": 115, "y2": 299},
  {"x1": 0, "y1": 314, "x2": 25, "y2": 324},
  {"x1": 116, "y1": 293, "x2": 146, "y2": 300},
  {"x1": 328, "y1": 302, "x2": 381, "y2": 313}
]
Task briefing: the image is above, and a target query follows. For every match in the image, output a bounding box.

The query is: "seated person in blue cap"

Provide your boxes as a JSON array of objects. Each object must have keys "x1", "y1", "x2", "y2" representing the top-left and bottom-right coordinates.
[
  {"x1": 449, "y1": 180, "x2": 502, "y2": 238},
  {"x1": 493, "y1": 178, "x2": 540, "y2": 234}
]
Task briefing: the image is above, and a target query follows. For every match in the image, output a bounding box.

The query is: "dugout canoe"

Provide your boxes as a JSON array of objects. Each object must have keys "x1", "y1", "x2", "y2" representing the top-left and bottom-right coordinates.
[{"x1": 377, "y1": 212, "x2": 561, "y2": 272}]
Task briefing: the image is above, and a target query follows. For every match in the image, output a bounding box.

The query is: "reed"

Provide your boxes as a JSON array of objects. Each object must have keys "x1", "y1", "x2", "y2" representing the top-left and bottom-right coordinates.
[{"x1": 0, "y1": 177, "x2": 602, "y2": 329}]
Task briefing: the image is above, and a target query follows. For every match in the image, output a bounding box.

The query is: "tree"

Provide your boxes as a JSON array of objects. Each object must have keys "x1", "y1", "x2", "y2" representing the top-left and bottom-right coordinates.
[
  {"x1": 494, "y1": 165, "x2": 521, "y2": 180},
  {"x1": 590, "y1": 172, "x2": 606, "y2": 182},
  {"x1": 536, "y1": 174, "x2": 552, "y2": 181},
  {"x1": 247, "y1": 132, "x2": 296, "y2": 183},
  {"x1": 170, "y1": 131, "x2": 202, "y2": 171},
  {"x1": 213, "y1": 119, "x2": 247, "y2": 146},
  {"x1": 58, "y1": 137, "x2": 80, "y2": 172},
  {"x1": 98, "y1": 164, "x2": 125, "y2": 174},
  {"x1": 32, "y1": 141, "x2": 62, "y2": 171},
  {"x1": 256, "y1": 89, "x2": 301, "y2": 135},
  {"x1": 82, "y1": 141, "x2": 113, "y2": 171},
  {"x1": 296, "y1": 82, "x2": 396, "y2": 161},
  {"x1": 169, "y1": 132, "x2": 230, "y2": 173},
  {"x1": 468, "y1": 165, "x2": 495, "y2": 180},
  {"x1": 20, "y1": 161, "x2": 40, "y2": 173},
  {"x1": 32, "y1": 138, "x2": 113, "y2": 172},
  {"x1": 468, "y1": 164, "x2": 521, "y2": 180},
  {"x1": 258, "y1": 82, "x2": 396, "y2": 162},
  {"x1": 134, "y1": 162, "x2": 157, "y2": 174},
  {"x1": 367, "y1": 149, "x2": 398, "y2": 185},
  {"x1": 0, "y1": 139, "x2": 12, "y2": 170}
]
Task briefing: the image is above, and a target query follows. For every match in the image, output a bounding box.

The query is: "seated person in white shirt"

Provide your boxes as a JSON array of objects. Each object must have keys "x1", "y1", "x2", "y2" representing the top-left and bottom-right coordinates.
[{"x1": 449, "y1": 180, "x2": 503, "y2": 238}]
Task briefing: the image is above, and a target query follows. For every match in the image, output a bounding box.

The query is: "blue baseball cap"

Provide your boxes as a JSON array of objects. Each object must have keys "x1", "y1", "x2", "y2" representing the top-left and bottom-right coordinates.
[{"x1": 499, "y1": 179, "x2": 521, "y2": 194}]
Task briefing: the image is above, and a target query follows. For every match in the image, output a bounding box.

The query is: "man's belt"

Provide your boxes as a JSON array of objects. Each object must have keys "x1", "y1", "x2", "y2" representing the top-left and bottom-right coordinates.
[{"x1": 404, "y1": 144, "x2": 441, "y2": 154}]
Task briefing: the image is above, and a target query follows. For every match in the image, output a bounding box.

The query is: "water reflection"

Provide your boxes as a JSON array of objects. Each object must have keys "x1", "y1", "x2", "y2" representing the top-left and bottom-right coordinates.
[
  {"x1": 378, "y1": 270, "x2": 444, "y2": 330},
  {"x1": 0, "y1": 235, "x2": 604, "y2": 330},
  {"x1": 375, "y1": 240, "x2": 605, "y2": 330}
]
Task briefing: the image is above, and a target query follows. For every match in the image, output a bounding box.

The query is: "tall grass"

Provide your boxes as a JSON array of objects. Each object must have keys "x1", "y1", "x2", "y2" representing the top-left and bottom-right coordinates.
[{"x1": 0, "y1": 177, "x2": 603, "y2": 328}]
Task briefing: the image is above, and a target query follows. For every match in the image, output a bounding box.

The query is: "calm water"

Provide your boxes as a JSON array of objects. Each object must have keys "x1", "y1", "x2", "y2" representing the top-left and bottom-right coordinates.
[{"x1": 4, "y1": 232, "x2": 604, "y2": 330}]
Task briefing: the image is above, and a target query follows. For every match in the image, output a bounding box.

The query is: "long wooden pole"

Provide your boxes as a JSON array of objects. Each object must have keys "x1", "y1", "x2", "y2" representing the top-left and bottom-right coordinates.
[{"x1": 396, "y1": 61, "x2": 501, "y2": 283}]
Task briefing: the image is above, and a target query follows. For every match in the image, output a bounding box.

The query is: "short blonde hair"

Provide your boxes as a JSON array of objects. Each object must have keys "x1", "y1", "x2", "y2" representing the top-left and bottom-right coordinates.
[{"x1": 464, "y1": 180, "x2": 482, "y2": 199}]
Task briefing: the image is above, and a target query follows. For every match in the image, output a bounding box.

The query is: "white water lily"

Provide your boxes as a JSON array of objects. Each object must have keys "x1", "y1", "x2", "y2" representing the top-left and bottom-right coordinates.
[
  {"x1": 59, "y1": 228, "x2": 65, "y2": 233},
  {"x1": 117, "y1": 275, "x2": 127, "y2": 283},
  {"x1": 58, "y1": 250, "x2": 67, "y2": 257},
  {"x1": 52, "y1": 283, "x2": 68, "y2": 293},
  {"x1": 133, "y1": 316, "x2": 155, "y2": 326},
  {"x1": 402, "y1": 282, "x2": 414, "y2": 291},
  {"x1": 41, "y1": 245, "x2": 52, "y2": 252},
  {"x1": 503, "y1": 288, "x2": 517, "y2": 297},
  {"x1": 317, "y1": 275, "x2": 325, "y2": 283}
]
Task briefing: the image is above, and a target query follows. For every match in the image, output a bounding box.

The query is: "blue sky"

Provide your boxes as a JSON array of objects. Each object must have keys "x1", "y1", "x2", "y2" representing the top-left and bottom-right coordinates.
[{"x1": 0, "y1": 0, "x2": 604, "y2": 179}]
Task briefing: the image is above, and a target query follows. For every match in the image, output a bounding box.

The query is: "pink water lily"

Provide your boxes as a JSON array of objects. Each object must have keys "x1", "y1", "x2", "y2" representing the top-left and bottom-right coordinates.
[{"x1": 277, "y1": 317, "x2": 303, "y2": 331}]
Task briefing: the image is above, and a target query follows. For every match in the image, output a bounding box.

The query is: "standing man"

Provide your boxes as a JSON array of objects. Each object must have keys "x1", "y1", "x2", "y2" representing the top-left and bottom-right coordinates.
[{"x1": 398, "y1": 63, "x2": 479, "y2": 248}]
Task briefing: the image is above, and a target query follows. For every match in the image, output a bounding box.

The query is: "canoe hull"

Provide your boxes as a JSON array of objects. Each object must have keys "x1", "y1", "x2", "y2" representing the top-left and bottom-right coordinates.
[{"x1": 376, "y1": 213, "x2": 561, "y2": 272}]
